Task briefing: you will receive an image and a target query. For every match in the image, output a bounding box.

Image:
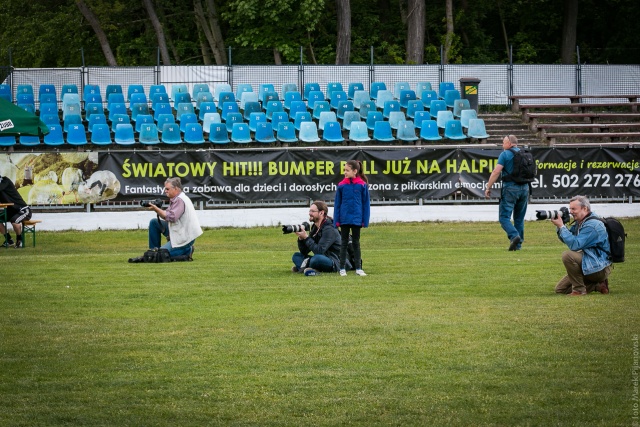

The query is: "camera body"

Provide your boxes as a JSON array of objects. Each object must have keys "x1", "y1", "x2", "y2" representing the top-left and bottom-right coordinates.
[
  {"x1": 282, "y1": 222, "x2": 311, "y2": 234},
  {"x1": 140, "y1": 199, "x2": 164, "y2": 208},
  {"x1": 535, "y1": 206, "x2": 571, "y2": 224}
]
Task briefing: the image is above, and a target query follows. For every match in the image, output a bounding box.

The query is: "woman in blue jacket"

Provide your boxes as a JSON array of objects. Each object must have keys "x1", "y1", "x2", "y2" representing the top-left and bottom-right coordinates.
[{"x1": 334, "y1": 159, "x2": 371, "y2": 276}]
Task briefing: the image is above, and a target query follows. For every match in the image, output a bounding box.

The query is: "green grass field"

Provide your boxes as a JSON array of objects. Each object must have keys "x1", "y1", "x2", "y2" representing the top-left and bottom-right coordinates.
[{"x1": 1, "y1": 219, "x2": 638, "y2": 426}]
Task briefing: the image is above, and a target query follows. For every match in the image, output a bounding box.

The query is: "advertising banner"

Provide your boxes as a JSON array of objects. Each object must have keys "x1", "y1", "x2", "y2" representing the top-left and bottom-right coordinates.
[{"x1": 1, "y1": 147, "x2": 638, "y2": 205}]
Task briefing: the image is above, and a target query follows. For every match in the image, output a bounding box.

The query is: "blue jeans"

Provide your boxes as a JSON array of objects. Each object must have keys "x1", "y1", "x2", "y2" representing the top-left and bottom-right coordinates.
[
  {"x1": 292, "y1": 252, "x2": 336, "y2": 272},
  {"x1": 499, "y1": 183, "x2": 529, "y2": 249},
  {"x1": 149, "y1": 218, "x2": 194, "y2": 258}
]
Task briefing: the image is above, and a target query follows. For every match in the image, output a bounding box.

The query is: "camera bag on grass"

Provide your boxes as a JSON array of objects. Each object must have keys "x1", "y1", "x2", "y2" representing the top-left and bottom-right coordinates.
[
  {"x1": 143, "y1": 248, "x2": 172, "y2": 263},
  {"x1": 586, "y1": 216, "x2": 627, "y2": 263}
]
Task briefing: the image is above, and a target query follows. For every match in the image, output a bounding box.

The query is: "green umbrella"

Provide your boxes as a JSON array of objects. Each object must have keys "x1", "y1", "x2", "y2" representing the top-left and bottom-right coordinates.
[{"x1": 0, "y1": 97, "x2": 50, "y2": 136}]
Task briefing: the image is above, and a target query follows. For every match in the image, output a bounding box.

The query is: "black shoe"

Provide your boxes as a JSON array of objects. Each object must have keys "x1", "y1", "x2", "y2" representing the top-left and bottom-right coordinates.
[
  {"x1": 2, "y1": 236, "x2": 14, "y2": 247},
  {"x1": 508, "y1": 235, "x2": 521, "y2": 251},
  {"x1": 14, "y1": 240, "x2": 23, "y2": 249}
]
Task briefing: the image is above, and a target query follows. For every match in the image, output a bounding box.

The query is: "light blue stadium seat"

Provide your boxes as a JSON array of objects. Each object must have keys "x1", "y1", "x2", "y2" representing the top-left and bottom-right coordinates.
[
  {"x1": 370, "y1": 82, "x2": 387, "y2": 101},
  {"x1": 176, "y1": 102, "x2": 196, "y2": 122},
  {"x1": 372, "y1": 121, "x2": 394, "y2": 142},
  {"x1": 276, "y1": 122, "x2": 298, "y2": 144},
  {"x1": 224, "y1": 113, "x2": 244, "y2": 133},
  {"x1": 247, "y1": 112, "x2": 265, "y2": 133},
  {"x1": 336, "y1": 100, "x2": 354, "y2": 120},
  {"x1": 114, "y1": 123, "x2": 135, "y2": 145},
  {"x1": 284, "y1": 91, "x2": 302, "y2": 111},
  {"x1": 192, "y1": 83, "x2": 210, "y2": 99},
  {"x1": 347, "y1": 82, "x2": 365, "y2": 100},
  {"x1": 281, "y1": 83, "x2": 298, "y2": 100},
  {"x1": 406, "y1": 100, "x2": 424, "y2": 119},
  {"x1": 318, "y1": 111, "x2": 337, "y2": 131},
  {"x1": 352, "y1": 90, "x2": 370, "y2": 110},
  {"x1": 131, "y1": 103, "x2": 150, "y2": 122},
  {"x1": 307, "y1": 90, "x2": 325, "y2": 110},
  {"x1": 0, "y1": 136, "x2": 16, "y2": 147},
  {"x1": 382, "y1": 100, "x2": 401, "y2": 119},
  {"x1": 110, "y1": 114, "x2": 130, "y2": 132},
  {"x1": 438, "y1": 82, "x2": 455, "y2": 99},
  {"x1": 259, "y1": 84, "x2": 275, "y2": 103},
  {"x1": 240, "y1": 91, "x2": 259, "y2": 110},
  {"x1": 242, "y1": 101, "x2": 261, "y2": 120},
  {"x1": 293, "y1": 111, "x2": 312, "y2": 131},
  {"x1": 196, "y1": 91, "x2": 214, "y2": 110},
  {"x1": 453, "y1": 98, "x2": 471, "y2": 118},
  {"x1": 209, "y1": 123, "x2": 230, "y2": 144},
  {"x1": 62, "y1": 94, "x2": 80, "y2": 113},
  {"x1": 429, "y1": 100, "x2": 447, "y2": 119},
  {"x1": 394, "y1": 82, "x2": 411, "y2": 99},
  {"x1": 388, "y1": 111, "x2": 406, "y2": 130},
  {"x1": 235, "y1": 83, "x2": 254, "y2": 101},
  {"x1": 153, "y1": 103, "x2": 173, "y2": 121},
  {"x1": 44, "y1": 124, "x2": 64, "y2": 146},
  {"x1": 421, "y1": 90, "x2": 438, "y2": 107},
  {"x1": 213, "y1": 83, "x2": 232, "y2": 102},
  {"x1": 20, "y1": 135, "x2": 41, "y2": 147},
  {"x1": 151, "y1": 92, "x2": 170, "y2": 110},
  {"x1": 170, "y1": 84, "x2": 188, "y2": 102},
  {"x1": 303, "y1": 83, "x2": 321, "y2": 101},
  {"x1": 467, "y1": 118, "x2": 490, "y2": 141},
  {"x1": 66, "y1": 124, "x2": 88, "y2": 146},
  {"x1": 87, "y1": 113, "x2": 107, "y2": 132},
  {"x1": 178, "y1": 113, "x2": 198, "y2": 133},
  {"x1": 288, "y1": 101, "x2": 307, "y2": 118},
  {"x1": 219, "y1": 101, "x2": 239, "y2": 121},
  {"x1": 420, "y1": 120, "x2": 442, "y2": 141},
  {"x1": 39, "y1": 102, "x2": 58, "y2": 116},
  {"x1": 299, "y1": 121, "x2": 320, "y2": 143},
  {"x1": 312, "y1": 101, "x2": 330, "y2": 120},
  {"x1": 444, "y1": 119, "x2": 467, "y2": 140},
  {"x1": 375, "y1": 90, "x2": 394, "y2": 110},
  {"x1": 397, "y1": 120, "x2": 418, "y2": 142},
  {"x1": 342, "y1": 111, "x2": 361, "y2": 131},
  {"x1": 413, "y1": 111, "x2": 430, "y2": 129},
  {"x1": 359, "y1": 101, "x2": 376, "y2": 119},
  {"x1": 231, "y1": 122, "x2": 252, "y2": 144},
  {"x1": 416, "y1": 82, "x2": 433, "y2": 98},
  {"x1": 161, "y1": 123, "x2": 182, "y2": 144},
  {"x1": 399, "y1": 90, "x2": 417, "y2": 108},
  {"x1": 135, "y1": 114, "x2": 154, "y2": 133},
  {"x1": 348, "y1": 122, "x2": 370, "y2": 143},
  {"x1": 90, "y1": 123, "x2": 112, "y2": 145},
  {"x1": 366, "y1": 111, "x2": 383, "y2": 131},
  {"x1": 323, "y1": 121, "x2": 344, "y2": 143},
  {"x1": 326, "y1": 82, "x2": 344, "y2": 99},
  {"x1": 0, "y1": 84, "x2": 12, "y2": 101},
  {"x1": 270, "y1": 111, "x2": 289, "y2": 131},
  {"x1": 198, "y1": 101, "x2": 217, "y2": 121},
  {"x1": 444, "y1": 89, "x2": 461, "y2": 109},
  {"x1": 41, "y1": 113, "x2": 60, "y2": 126},
  {"x1": 156, "y1": 113, "x2": 175, "y2": 132},
  {"x1": 255, "y1": 122, "x2": 276, "y2": 144},
  {"x1": 460, "y1": 109, "x2": 478, "y2": 129},
  {"x1": 265, "y1": 100, "x2": 284, "y2": 120},
  {"x1": 202, "y1": 113, "x2": 221, "y2": 134},
  {"x1": 183, "y1": 123, "x2": 205, "y2": 144},
  {"x1": 63, "y1": 114, "x2": 83, "y2": 133},
  {"x1": 436, "y1": 110, "x2": 454, "y2": 129},
  {"x1": 139, "y1": 123, "x2": 160, "y2": 145}
]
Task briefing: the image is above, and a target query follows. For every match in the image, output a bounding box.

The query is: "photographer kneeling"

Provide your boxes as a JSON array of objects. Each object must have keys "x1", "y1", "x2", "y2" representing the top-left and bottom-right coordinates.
[
  {"x1": 147, "y1": 177, "x2": 203, "y2": 259},
  {"x1": 551, "y1": 195, "x2": 611, "y2": 296},
  {"x1": 290, "y1": 200, "x2": 342, "y2": 275}
]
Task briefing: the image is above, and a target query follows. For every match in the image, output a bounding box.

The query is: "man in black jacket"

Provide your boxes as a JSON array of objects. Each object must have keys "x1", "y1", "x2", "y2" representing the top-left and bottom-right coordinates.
[
  {"x1": 0, "y1": 175, "x2": 32, "y2": 248},
  {"x1": 291, "y1": 200, "x2": 342, "y2": 275}
]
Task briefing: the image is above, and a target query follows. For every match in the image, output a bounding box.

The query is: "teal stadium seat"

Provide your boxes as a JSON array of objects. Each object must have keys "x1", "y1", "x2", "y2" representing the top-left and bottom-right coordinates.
[
  {"x1": 276, "y1": 122, "x2": 298, "y2": 144},
  {"x1": 298, "y1": 121, "x2": 320, "y2": 143},
  {"x1": 161, "y1": 123, "x2": 182, "y2": 144},
  {"x1": 443, "y1": 119, "x2": 467, "y2": 140},
  {"x1": 230, "y1": 122, "x2": 252, "y2": 144},
  {"x1": 396, "y1": 120, "x2": 418, "y2": 142},
  {"x1": 255, "y1": 122, "x2": 276, "y2": 144},
  {"x1": 369, "y1": 82, "x2": 387, "y2": 101},
  {"x1": 467, "y1": 118, "x2": 490, "y2": 141},
  {"x1": 348, "y1": 82, "x2": 364, "y2": 100},
  {"x1": 44, "y1": 124, "x2": 64, "y2": 146},
  {"x1": 322, "y1": 121, "x2": 344, "y2": 143},
  {"x1": 183, "y1": 123, "x2": 205, "y2": 144},
  {"x1": 209, "y1": 123, "x2": 230, "y2": 144},
  {"x1": 139, "y1": 123, "x2": 160, "y2": 145},
  {"x1": 248, "y1": 112, "x2": 267, "y2": 133},
  {"x1": 372, "y1": 121, "x2": 394, "y2": 142},
  {"x1": 420, "y1": 120, "x2": 442, "y2": 141},
  {"x1": 348, "y1": 122, "x2": 371, "y2": 143},
  {"x1": 114, "y1": 124, "x2": 135, "y2": 145},
  {"x1": 66, "y1": 124, "x2": 88, "y2": 146},
  {"x1": 90, "y1": 123, "x2": 112, "y2": 145}
]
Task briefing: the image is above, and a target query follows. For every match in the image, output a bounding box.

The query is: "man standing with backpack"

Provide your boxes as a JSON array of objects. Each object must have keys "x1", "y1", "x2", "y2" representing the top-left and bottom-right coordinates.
[
  {"x1": 551, "y1": 195, "x2": 611, "y2": 296},
  {"x1": 485, "y1": 135, "x2": 534, "y2": 251}
]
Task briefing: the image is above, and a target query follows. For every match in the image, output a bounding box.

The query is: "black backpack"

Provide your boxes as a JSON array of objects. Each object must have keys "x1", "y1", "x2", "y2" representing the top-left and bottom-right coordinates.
[
  {"x1": 587, "y1": 216, "x2": 626, "y2": 263},
  {"x1": 505, "y1": 148, "x2": 537, "y2": 184}
]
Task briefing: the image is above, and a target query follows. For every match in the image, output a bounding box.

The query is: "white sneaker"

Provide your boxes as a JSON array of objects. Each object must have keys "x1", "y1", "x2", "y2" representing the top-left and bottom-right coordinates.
[
  {"x1": 339, "y1": 269, "x2": 347, "y2": 277},
  {"x1": 355, "y1": 269, "x2": 367, "y2": 276},
  {"x1": 300, "y1": 258, "x2": 310, "y2": 269}
]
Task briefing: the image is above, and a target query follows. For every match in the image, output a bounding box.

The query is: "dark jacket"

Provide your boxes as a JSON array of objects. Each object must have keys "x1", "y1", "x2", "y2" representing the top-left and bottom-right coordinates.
[
  {"x1": 297, "y1": 217, "x2": 341, "y2": 269},
  {"x1": 334, "y1": 176, "x2": 370, "y2": 227}
]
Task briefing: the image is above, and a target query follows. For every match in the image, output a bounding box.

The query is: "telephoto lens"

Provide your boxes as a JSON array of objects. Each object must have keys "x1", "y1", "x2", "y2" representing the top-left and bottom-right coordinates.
[{"x1": 281, "y1": 222, "x2": 311, "y2": 234}]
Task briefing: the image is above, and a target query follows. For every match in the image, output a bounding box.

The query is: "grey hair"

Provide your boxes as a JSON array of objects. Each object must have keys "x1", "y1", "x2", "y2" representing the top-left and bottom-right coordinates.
[
  {"x1": 570, "y1": 195, "x2": 591, "y2": 212},
  {"x1": 505, "y1": 134, "x2": 518, "y2": 145},
  {"x1": 165, "y1": 177, "x2": 182, "y2": 190}
]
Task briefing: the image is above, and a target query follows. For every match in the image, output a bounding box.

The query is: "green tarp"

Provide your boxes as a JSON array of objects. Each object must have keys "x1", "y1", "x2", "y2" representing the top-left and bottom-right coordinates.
[{"x1": 0, "y1": 97, "x2": 49, "y2": 136}]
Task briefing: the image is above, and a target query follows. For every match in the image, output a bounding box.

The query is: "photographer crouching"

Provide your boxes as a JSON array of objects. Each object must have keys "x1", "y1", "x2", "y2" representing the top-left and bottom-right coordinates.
[
  {"x1": 289, "y1": 200, "x2": 342, "y2": 275},
  {"x1": 147, "y1": 177, "x2": 203, "y2": 260},
  {"x1": 550, "y1": 195, "x2": 611, "y2": 296}
]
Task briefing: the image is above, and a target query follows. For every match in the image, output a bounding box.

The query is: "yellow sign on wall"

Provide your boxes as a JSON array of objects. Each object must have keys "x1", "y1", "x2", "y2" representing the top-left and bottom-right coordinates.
[{"x1": 464, "y1": 85, "x2": 478, "y2": 95}]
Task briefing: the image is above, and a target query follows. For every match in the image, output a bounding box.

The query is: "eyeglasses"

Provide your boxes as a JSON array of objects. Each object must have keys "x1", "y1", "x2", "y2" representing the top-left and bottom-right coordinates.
[
  {"x1": 309, "y1": 209, "x2": 319, "y2": 213},
  {"x1": 164, "y1": 187, "x2": 173, "y2": 192}
]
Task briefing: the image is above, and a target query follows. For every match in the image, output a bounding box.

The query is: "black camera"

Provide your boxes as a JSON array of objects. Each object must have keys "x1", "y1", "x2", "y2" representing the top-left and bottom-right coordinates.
[
  {"x1": 140, "y1": 199, "x2": 164, "y2": 208},
  {"x1": 536, "y1": 206, "x2": 571, "y2": 224},
  {"x1": 282, "y1": 222, "x2": 310, "y2": 234}
]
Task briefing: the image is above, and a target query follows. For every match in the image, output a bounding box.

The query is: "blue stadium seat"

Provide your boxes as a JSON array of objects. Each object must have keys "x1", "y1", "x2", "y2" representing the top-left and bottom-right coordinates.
[
  {"x1": 242, "y1": 101, "x2": 261, "y2": 120},
  {"x1": 0, "y1": 136, "x2": 16, "y2": 147},
  {"x1": 421, "y1": 90, "x2": 438, "y2": 107},
  {"x1": 394, "y1": 82, "x2": 411, "y2": 99},
  {"x1": 39, "y1": 102, "x2": 58, "y2": 116},
  {"x1": 217, "y1": 92, "x2": 235, "y2": 111},
  {"x1": 342, "y1": 111, "x2": 361, "y2": 131},
  {"x1": 293, "y1": 111, "x2": 312, "y2": 131},
  {"x1": 248, "y1": 112, "x2": 267, "y2": 133},
  {"x1": 284, "y1": 91, "x2": 302, "y2": 111},
  {"x1": 198, "y1": 101, "x2": 217, "y2": 121},
  {"x1": 336, "y1": 100, "x2": 354, "y2": 119},
  {"x1": 176, "y1": 103, "x2": 196, "y2": 122},
  {"x1": 161, "y1": 123, "x2": 182, "y2": 144},
  {"x1": 195, "y1": 91, "x2": 214, "y2": 110},
  {"x1": 61, "y1": 84, "x2": 78, "y2": 98},
  {"x1": 183, "y1": 123, "x2": 205, "y2": 144},
  {"x1": 352, "y1": 90, "x2": 370, "y2": 110},
  {"x1": 150, "y1": 85, "x2": 167, "y2": 97},
  {"x1": 396, "y1": 120, "x2": 418, "y2": 142},
  {"x1": 382, "y1": 100, "x2": 401, "y2": 119},
  {"x1": 443, "y1": 119, "x2": 467, "y2": 140},
  {"x1": 467, "y1": 118, "x2": 490, "y2": 141},
  {"x1": 135, "y1": 114, "x2": 154, "y2": 133},
  {"x1": 151, "y1": 92, "x2": 170, "y2": 110},
  {"x1": 375, "y1": 90, "x2": 394, "y2": 110},
  {"x1": 322, "y1": 121, "x2": 344, "y2": 143},
  {"x1": 178, "y1": 113, "x2": 198, "y2": 133},
  {"x1": 413, "y1": 111, "x2": 430, "y2": 129},
  {"x1": 153, "y1": 103, "x2": 173, "y2": 122},
  {"x1": 429, "y1": 100, "x2": 447, "y2": 119},
  {"x1": 107, "y1": 93, "x2": 126, "y2": 110},
  {"x1": 255, "y1": 122, "x2": 276, "y2": 144},
  {"x1": 130, "y1": 103, "x2": 150, "y2": 122},
  {"x1": 270, "y1": 111, "x2": 289, "y2": 131},
  {"x1": 366, "y1": 111, "x2": 383, "y2": 131},
  {"x1": 372, "y1": 121, "x2": 394, "y2": 142},
  {"x1": 17, "y1": 84, "x2": 34, "y2": 95},
  {"x1": 139, "y1": 123, "x2": 160, "y2": 145},
  {"x1": 276, "y1": 122, "x2": 298, "y2": 144},
  {"x1": 110, "y1": 113, "x2": 131, "y2": 132},
  {"x1": 312, "y1": 101, "x2": 330, "y2": 120},
  {"x1": 453, "y1": 98, "x2": 471, "y2": 118},
  {"x1": 348, "y1": 121, "x2": 370, "y2": 142},
  {"x1": 192, "y1": 83, "x2": 210, "y2": 99},
  {"x1": 359, "y1": 101, "x2": 376, "y2": 119},
  {"x1": 202, "y1": 112, "x2": 221, "y2": 134},
  {"x1": 460, "y1": 109, "x2": 478, "y2": 129},
  {"x1": 19, "y1": 103, "x2": 36, "y2": 114},
  {"x1": 281, "y1": 83, "x2": 298, "y2": 100},
  {"x1": 105, "y1": 84, "x2": 123, "y2": 97},
  {"x1": 259, "y1": 84, "x2": 275, "y2": 103},
  {"x1": 44, "y1": 124, "x2": 64, "y2": 146},
  {"x1": 209, "y1": 123, "x2": 230, "y2": 144},
  {"x1": 156, "y1": 113, "x2": 175, "y2": 133},
  {"x1": 62, "y1": 93, "x2": 80, "y2": 113},
  {"x1": 240, "y1": 91, "x2": 259, "y2": 110},
  {"x1": 288, "y1": 101, "x2": 307, "y2": 118},
  {"x1": 303, "y1": 83, "x2": 320, "y2": 100},
  {"x1": 220, "y1": 102, "x2": 240, "y2": 122},
  {"x1": 262, "y1": 91, "x2": 279, "y2": 106},
  {"x1": 318, "y1": 111, "x2": 337, "y2": 131},
  {"x1": 415, "y1": 82, "x2": 433, "y2": 98},
  {"x1": 399, "y1": 90, "x2": 417, "y2": 109},
  {"x1": 83, "y1": 85, "x2": 102, "y2": 103},
  {"x1": 231, "y1": 122, "x2": 252, "y2": 144},
  {"x1": 348, "y1": 82, "x2": 365, "y2": 100},
  {"x1": 90, "y1": 123, "x2": 112, "y2": 145},
  {"x1": 420, "y1": 120, "x2": 442, "y2": 141},
  {"x1": 39, "y1": 92, "x2": 57, "y2": 106},
  {"x1": 17, "y1": 93, "x2": 35, "y2": 109},
  {"x1": 114, "y1": 123, "x2": 135, "y2": 145},
  {"x1": 173, "y1": 92, "x2": 190, "y2": 108},
  {"x1": 40, "y1": 113, "x2": 60, "y2": 126},
  {"x1": 87, "y1": 113, "x2": 107, "y2": 132},
  {"x1": 436, "y1": 110, "x2": 454, "y2": 129},
  {"x1": 370, "y1": 82, "x2": 387, "y2": 100},
  {"x1": 224, "y1": 112, "x2": 244, "y2": 133},
  {"x1": 326, "y1": 82, "x2": 344, "y2": 99},
  {"x1": 63, "y1": 114, "x2": 83, "y2": 133},
  {"x1": 213, "y1": 83, "x2": 231, "y2": 102},
  {"x1": 66, "y1": 124, "x2": 88, "y2": 146},
  {"x1": 169, "y1": 84, "x2": 188, "y2": 102},
  {"x1": 406, "y1": 100, "x2": 424, "y2": 119},
  {"x1": 107, "y1": 102, "x2": 127, "y2": 121},
  {"x1": 444, "y1": 89, "x2": 461, "y2": 109},
  {"x1": 265, "y1": 100, "x2": 284, "y2": 120},
  {"x1": 85, "y1": 103, "x2": 104, "y2": 120},
  {"x1": 129, "y1": 92, "x2": 147, "y2": 106},
  {"x1": 0, "y1": 84, "x2": 11, "y2": 101},
  {"x1": 127, "y1": 84, "x2": 145, "y2": 103},
  {"x1": 438, "y1": 82, "x2": 455, "y2": 99},
  {"x1": 388, "y1": 111, "x2": 406, "y2": 130},
  {"x1": 235, "y1": 83, "x2": 254, "y2": 100},
  {"x1": 298, "y1": 121, "x2": 320, "y2": 143},
  {"x1": 20, "y1": 135, "x2": 41, "y2": 147}
]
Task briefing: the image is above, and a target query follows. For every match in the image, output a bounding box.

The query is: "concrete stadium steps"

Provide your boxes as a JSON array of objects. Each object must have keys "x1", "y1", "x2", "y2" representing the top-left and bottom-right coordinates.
[{"x1": 478, "y1": 112, "x2": 540, "y2": 145}]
